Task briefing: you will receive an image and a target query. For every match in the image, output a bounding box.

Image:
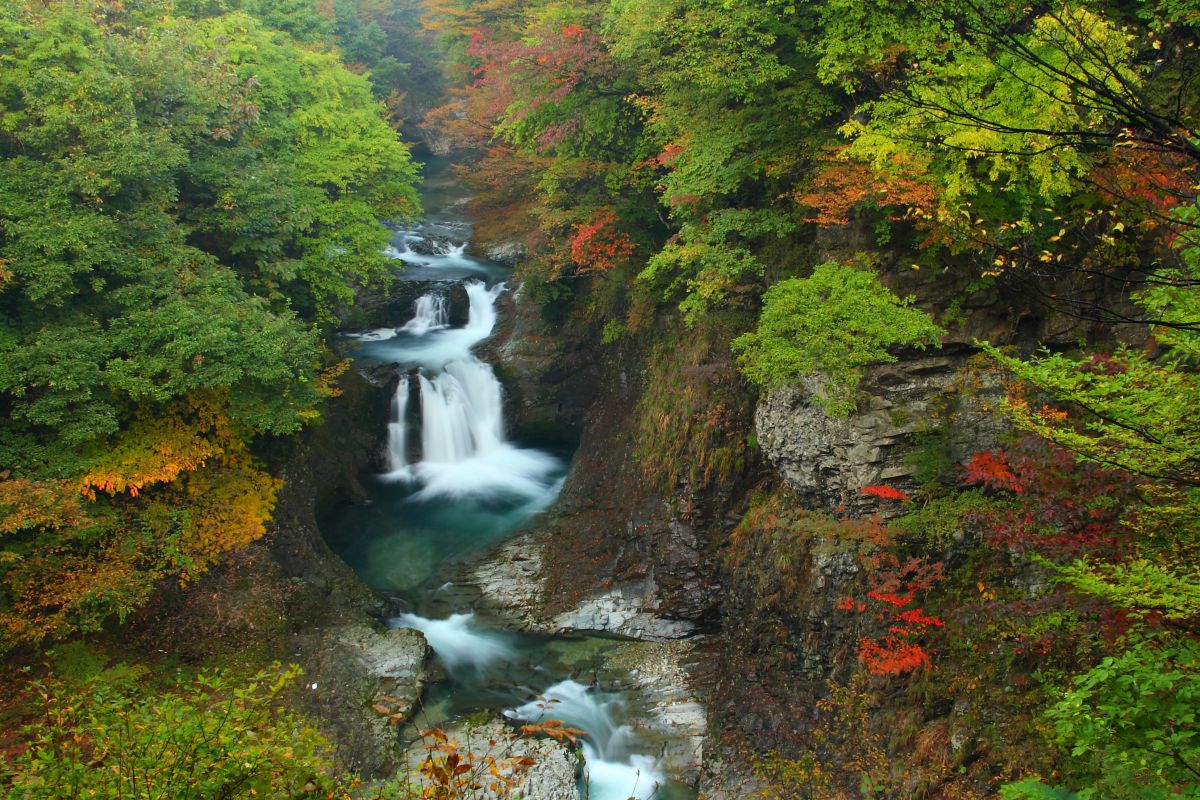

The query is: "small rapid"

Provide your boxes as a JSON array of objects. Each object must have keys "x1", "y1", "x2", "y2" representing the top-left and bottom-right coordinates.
[
  {"x1": 509, "y1": 680, "x2": 666, "y2": 800},
  {"x1": 396, "y1": 610, "x2": 669, "y2": 800},
  {"x1": 393, "y1": 612, "x2": 514, "y2": 675}
]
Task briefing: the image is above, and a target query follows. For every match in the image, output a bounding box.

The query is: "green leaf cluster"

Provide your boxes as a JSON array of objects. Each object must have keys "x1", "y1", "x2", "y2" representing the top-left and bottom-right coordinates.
[
  {"x1": 2, "y1": 664, "x2": 391, "y2": 799},
  {"x1": 1005, "y1": 634, "x2": 1200, "y2": 800},
  {"x1": 733, "y1": 261, "x2": 944, "y2": 417}
]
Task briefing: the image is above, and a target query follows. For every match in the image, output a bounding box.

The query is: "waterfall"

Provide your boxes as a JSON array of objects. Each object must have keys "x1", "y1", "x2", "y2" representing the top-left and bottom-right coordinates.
[
  {"x1": 417, "y1": 370, "x2": 476, "y2": 463},
  {"x1": 386, "y1": 375, "x2": 410, "y2": 472},
  {"x1": 443, "y1": 359, "x2": 505, "y2": 454},
  {"x1": 463, "y1": 280, "x2": 503, "y2": 337},
  {"x1": 401, "y1": 293, "x2": 449, "y2": 335},
  {"x1": 509, "y1": 680, "x2": 665, "y2": 800}
]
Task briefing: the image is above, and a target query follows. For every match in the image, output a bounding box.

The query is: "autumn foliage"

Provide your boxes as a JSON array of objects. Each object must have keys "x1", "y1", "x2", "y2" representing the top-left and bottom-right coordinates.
[
  {"x1": 568, "y1": 209, "x2": 636, "y2": 274},
  {"x1": 963, "y1": 436, "x2": 1137, "y2": 558},
  {"x1": 834, "y1": 489, "x2": 946, "y2": 676}
]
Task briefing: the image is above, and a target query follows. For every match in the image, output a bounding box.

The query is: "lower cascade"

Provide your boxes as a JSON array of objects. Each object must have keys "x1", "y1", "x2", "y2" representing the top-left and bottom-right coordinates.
[{"x1": 510, "y1": 680, "x2": 667, "y2": 800}]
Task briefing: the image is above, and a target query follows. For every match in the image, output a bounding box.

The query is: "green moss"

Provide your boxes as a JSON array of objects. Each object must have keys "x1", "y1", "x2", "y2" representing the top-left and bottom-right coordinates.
[{"x1": 893, "y1": 490, "x2": 997, "y2": 549}]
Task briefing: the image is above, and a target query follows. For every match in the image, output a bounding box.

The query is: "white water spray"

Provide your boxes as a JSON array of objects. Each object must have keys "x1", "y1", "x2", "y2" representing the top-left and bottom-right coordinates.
[
  {"x1": 509, "y1": 680, "x2": 665, "y2": 800},
  {"x1": 386, "y1": 375, "x2": 410, "y2": 472},
  {"x1": 393, "y1": 612, "x2": 513, "y2": 673},
  {"x1": 401, "y1": 293, "x2": 449, "y2": 335},
  {"x1": 366, "y1": 281, "x2": 561, "y2": 501}
]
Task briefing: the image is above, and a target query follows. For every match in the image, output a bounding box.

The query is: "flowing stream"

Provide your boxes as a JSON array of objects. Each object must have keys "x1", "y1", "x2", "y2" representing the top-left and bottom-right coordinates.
[{"x1": 322, "y1": 156, "x2": 692, "y2": 800}]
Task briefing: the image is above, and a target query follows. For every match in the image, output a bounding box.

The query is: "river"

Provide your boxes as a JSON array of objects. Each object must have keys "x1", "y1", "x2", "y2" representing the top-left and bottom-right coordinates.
[{"x1": 320, "y1": 155, "x2": 696, "y2": 800}]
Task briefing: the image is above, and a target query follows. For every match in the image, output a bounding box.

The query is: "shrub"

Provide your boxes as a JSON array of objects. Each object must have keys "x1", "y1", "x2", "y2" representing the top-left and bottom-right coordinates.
[
  {"x1": 2, "y1": 665, "x2": 379, "y2": 799},
  {"x1": 733, "y1": 261, "x2": 944, "y2": 417}
]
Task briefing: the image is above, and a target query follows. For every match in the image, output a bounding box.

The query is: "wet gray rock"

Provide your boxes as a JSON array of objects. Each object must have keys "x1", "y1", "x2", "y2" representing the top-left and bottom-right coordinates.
[
  {"x1": 482, "y1": 240, "x2": 527, "y2": 266},
  {"x1": 333, "y1": 624, "x2": 430, "y2": 725},
  {"x1": 603, "y1": 640, "x2": 708, "y2": 785},
  {"x1": 550, "y1": 577, "x2": 698, "y2": 641},
  {"x1": 465, "y1": 534, "x2": 697, "y2": 641},
  {"x1": 466, "y1": 533, "x2": 550, "y2": 628}
]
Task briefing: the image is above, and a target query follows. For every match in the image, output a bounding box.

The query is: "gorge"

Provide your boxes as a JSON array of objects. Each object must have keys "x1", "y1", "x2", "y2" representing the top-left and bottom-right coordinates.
[
  {"x1": 321, "y1": 158, "x2": 698, "y2": 800},
  {"x1": 2, "y1": 2, "x2": 1197, "y2": 799}
]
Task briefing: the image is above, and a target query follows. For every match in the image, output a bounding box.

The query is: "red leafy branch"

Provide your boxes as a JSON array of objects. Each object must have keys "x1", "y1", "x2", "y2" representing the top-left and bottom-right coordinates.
[{"x1": 568, "y1": 209, "x2": 635, "y2": 274}]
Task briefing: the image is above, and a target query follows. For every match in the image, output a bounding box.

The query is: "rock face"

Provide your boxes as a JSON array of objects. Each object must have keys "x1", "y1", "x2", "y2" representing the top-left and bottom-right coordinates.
[
  {"x1": 464, "y1": 533, "x2": 698, "y2": 640},
  {"x1": 755, "y1": 350, "x2": 1004, "y2": 516},
  {"x1": 549, "y1": 578, "x2": 698, "y2": 640},
  {"x1": 291, "y1": 623, "x2": 428, "y2": 773},
  {"x1": 259, "y1": 368, "x2": 430, "y2": 776},
  {"x1": 492, "y1": 284, "x2": 599, "y2": 440},
  {"x1": 333, "y1": 624, "x2": 429, "y2": 724},
  {"x1": 602, "y1": 640, "x2": 709, "y2": 785},
  {"x1": 481, "y1": 240, "x2": 527, "y2": 266}
]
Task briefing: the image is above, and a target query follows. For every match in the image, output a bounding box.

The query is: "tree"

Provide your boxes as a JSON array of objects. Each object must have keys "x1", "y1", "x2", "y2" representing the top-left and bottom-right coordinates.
[{"x1": 0, "y1": 0, "x2": 420, "y2": 647}]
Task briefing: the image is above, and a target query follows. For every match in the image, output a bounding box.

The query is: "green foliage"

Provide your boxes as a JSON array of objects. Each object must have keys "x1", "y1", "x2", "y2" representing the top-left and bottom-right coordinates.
[
  {"x1": 893, "y1": 490, "x2": 997, "y2": 549},
  {"x1": 2, "y1": 665, "x2": 372, "y2": 799},
  {"x1": 1054, "y1": 559, "x2": 1200, "y2": 622},
  {"x1": 733, "y1": 261, "x2": 944, "y2": 417},
  {"x1": 1005, "y1": 634, "x2": 1200, "y2": 800},
  {"x1": 639, "y1": 209, "x2": 792, "y2": 323},
  {"x1": 1001, "y1": 780, "x2": 1081, "y2": 800},
  {"x1": 842, "y1": 5, "x2": 1130, "y2": 213},
  {"x1": 0, "y1": 0, "x2": 420, "y2": 646}
]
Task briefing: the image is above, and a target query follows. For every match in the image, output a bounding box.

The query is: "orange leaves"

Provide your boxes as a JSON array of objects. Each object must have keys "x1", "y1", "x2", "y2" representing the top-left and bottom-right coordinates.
[
  {"x1": 793, "y1": 147, "x2": 939, "y2": 227},
  {"x1": 964, "y1": 450, "x2": 1023, "y2": 493},
  {"x1": 0, "y1": 476, "x2": 87, "y2": 536},
  {"x1": 658, "y1": 142, "x2": 685, "y2": 166},
  {"x1": 78, "y1": 396, "x2": 232, "y2": 501},
  {"x1": 2, "y1": 391, "x2": 281, "y2": 647},
  {"x1": 518, "y1": 718, "x2": 586, "y2": 745},
  {"x1": 314, "y1": 358, "x2": 351, "y2": 399},
  {"x1": 415, "y1": 725, "x2": 539, "y2": 800},
  {"x1": 858, "y1": 637, "x2": 932, "y2": 675},
  {"x1": 169, "y1": 459, "x2": 280, "y2": 580},
  {"x1": 836, "y1": 523, "x2": 946, "y2": 677},
  {"x1": 567, "y1": 208, "x2": 635, "y2": 275},
  {"x1": 860, "y1": 484, "x2": 912, "y2": 502}
]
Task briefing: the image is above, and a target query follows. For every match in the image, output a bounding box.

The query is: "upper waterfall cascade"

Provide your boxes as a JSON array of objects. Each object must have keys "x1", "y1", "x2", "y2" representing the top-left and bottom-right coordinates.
[{"x1": 377, "y1": 282, "x2": 560, "y2": 502}]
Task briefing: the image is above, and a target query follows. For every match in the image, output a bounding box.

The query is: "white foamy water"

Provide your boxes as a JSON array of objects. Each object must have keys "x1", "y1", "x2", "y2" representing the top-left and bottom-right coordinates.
[
  {"x1": 401, "y1": 293, "x2": 449, "y2": 335},
  {"x1": 363, "y1": 281, "x2": 564, "y2": 503},
  {"x1": 386, "y1": 374, "x2": 410, "y2": 472},
  {"x1": 383, "y1": 229, "x2": 495, "y2": 280},
  {"x1": 392, "y1": 612, "x2": 513, "y2": 673},
  {"x1": 509, "y1": 680, "x2": 665, "y2": 800}
]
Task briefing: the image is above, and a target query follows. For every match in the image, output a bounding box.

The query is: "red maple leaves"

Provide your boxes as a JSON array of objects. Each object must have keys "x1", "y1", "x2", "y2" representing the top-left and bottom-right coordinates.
[
  {"x1": 860, "y1": 484, "x2": 912, "y2": 502},
  {"x1": 835, "y1": 512, "x2": 946, "y2": 677},
  {"x1": 568, "y1": 209, "x2": 635, "y2": 274}
]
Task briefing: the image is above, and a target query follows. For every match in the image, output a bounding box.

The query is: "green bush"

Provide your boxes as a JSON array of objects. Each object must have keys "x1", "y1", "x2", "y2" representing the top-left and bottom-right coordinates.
[
  {"x1": 3, "y1": 664, "x2": 385, "y2": 800},
  {"x1": 733, "y1": 261, "x2": 944, "y2": 417}
]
